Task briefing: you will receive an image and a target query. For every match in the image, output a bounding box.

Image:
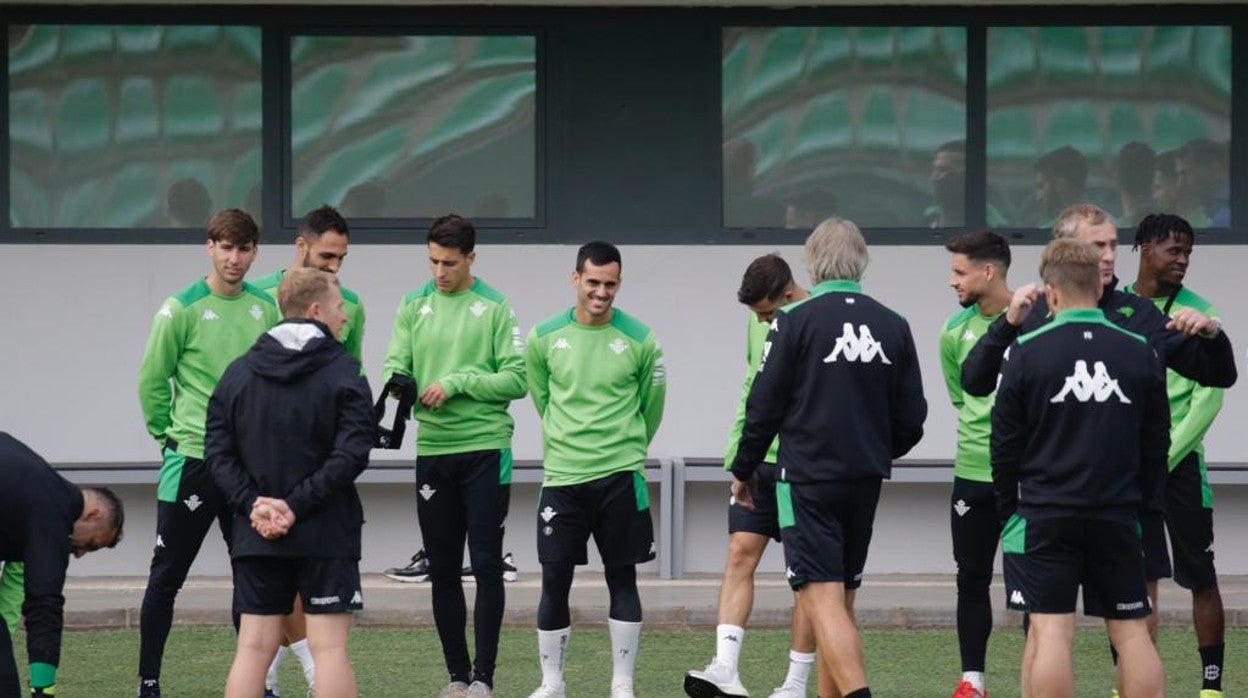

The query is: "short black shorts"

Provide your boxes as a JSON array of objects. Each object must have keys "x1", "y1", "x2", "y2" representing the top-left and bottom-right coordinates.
[
  {"x1": 1140, "y1": 508, "x2": 1172, "y2": 582},
  {"x1": 536, "y1": 470, "x2": 655, "y2": 566},
  {"x1": 728, "y1": 462, "x2": 781, "y2": 541},
  {"x1": 1003, "y1": 515, "x2": 1149, "y2": 619},
  {"x1": 1163, "y1": 451, "x2": 1218, "y2": 592},
  {"x1": 777, "y1": 478, "x2": 881, "y2": 591},
  {"x1": 232, "y1": 557, "x2": 363, "y2": 615}
]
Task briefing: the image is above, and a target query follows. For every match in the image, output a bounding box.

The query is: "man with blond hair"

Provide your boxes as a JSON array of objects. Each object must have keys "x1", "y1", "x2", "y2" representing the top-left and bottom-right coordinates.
[
  {"x1": 992, "y1": 238, "x2": 1168, "y2": 698},
  {"x1": 731, "y1": 218, "x2": 927, "y2": 698}
]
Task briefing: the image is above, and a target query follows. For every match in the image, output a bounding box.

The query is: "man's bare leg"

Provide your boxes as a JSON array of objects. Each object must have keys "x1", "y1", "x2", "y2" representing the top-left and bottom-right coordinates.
[
  {"x1": 1027, "y1": 613, "x2": 1075, "y2": 698},
  {"x1": 1106, "y1": 618, "x2": 1164, "y2": 698},
  {"x1": 306, "y1": 612, "x2": 356, "y2": 698},
  {"x1": 226, "y1": 614, "x2": 283, "y2": 698},
  {"x1": 800, "y1": 582, "x2": 867, "y2": 695}
]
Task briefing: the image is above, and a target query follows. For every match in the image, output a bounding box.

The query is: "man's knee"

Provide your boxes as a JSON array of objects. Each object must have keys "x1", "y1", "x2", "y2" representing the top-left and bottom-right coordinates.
[{"x1": 725, "y1": 534, "x2": 767, "y2": 575}]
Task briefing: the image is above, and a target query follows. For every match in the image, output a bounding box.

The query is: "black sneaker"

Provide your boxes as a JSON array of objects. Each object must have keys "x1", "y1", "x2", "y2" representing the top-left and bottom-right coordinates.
[
  {"x1": 460, "y1": 552, "x2": 519, "y2": 582},
  {"x1": 138, "y1": 678, "x2": 162, "y2": 697},
  {"x1": 383, "y1": 549, "x2": 430, "y2": 582}
]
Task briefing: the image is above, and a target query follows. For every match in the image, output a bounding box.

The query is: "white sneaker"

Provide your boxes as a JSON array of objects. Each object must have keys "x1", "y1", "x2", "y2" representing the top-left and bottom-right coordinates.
[
  {"x1": 610, "y1": 683, "x2": 636, "y2": 698},
  {"x1": 766, "y1": 684, "x2": 805, "y2": 698},
  {"x1": 684, "y1": 660, "x2": 749, "y2": 697},
  {"x1": 526, "y1": 684, "x2": 567, "y2": 698},
  {"x1": 437, "y1": 681, "x2": 470, "y2": 698},
  {"x1": 465, "y1": 681, "x2": 493, "y2": 698}
]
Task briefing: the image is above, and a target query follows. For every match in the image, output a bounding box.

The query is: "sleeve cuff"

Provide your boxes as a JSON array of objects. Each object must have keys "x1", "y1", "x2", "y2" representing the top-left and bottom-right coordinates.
[{"x1": 30, "y1": 662, "x2": 56, "y2": 689}]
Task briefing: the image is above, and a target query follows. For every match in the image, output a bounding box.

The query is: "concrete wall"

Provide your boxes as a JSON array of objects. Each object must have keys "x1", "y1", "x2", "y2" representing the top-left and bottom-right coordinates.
[{"x1": 5, "y1": 242, "x2": 1247, "y2": 575}]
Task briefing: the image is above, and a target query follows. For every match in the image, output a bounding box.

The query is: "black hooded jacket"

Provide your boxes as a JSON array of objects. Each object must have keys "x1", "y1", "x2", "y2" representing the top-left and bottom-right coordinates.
[{"x1": 206, "y1": 319, "x2": 374, "y2": 559}]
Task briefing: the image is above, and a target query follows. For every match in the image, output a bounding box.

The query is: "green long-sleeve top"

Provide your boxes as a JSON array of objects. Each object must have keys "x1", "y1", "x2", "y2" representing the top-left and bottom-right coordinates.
[
  {"x1": 939, "y1": 305, "x2": 1004, "y2": 482},
  {"x1": 251, "y1": 268, "x2": 366, "y2": 361},
  {"x1": 1123, "y1": 283, "x2": 1225, "y2": 470},
  {"x1": 138, "y1": 279, "x2": 280, "y2": 461},
  {"x1": 525, "y1": 307, "x2": 666, "y2": 486},
  {"x1": 382, "y1": 278, "x2": 526, "y2": 456},
  {"x1": 723, "y1": 314, "x2": 780, "y2": 468}
]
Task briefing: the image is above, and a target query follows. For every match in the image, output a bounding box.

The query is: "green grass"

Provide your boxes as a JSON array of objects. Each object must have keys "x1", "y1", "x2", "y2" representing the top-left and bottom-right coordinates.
[{"x1": 12, "y1": 626, "x2": 1246, "y2": 696}]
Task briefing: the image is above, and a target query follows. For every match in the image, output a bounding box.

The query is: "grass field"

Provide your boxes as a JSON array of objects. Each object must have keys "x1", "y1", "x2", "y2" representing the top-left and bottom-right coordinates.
[{"x1": 13, "y1": 626, "x2": 1246, "y2": 696}]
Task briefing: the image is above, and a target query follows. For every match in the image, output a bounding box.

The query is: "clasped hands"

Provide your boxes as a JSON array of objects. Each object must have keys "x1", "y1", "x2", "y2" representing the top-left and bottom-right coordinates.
[{"x1": 250, "y1": 497, "x2": 296, "y2": 540}]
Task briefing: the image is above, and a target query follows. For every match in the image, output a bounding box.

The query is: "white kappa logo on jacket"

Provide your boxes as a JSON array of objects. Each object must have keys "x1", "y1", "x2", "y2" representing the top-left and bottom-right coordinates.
[
  {"x1": 823, "y1": 323, "x2": 891, "y2": 364},
  {"x1": 1049, "y1": 360, "x2": 1131, "y2": 404}
]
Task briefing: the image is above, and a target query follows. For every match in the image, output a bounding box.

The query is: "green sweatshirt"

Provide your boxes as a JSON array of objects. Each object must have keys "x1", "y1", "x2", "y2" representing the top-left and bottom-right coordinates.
[
  {"x1": 138, "y1": 279, "x2": 280, "y2": 461},
  {"x1": 939, "y1": 305, "x2": 1003, "y2": 482},
  {"x1": 1123, "y1": 283, "x2": 1225, "y2": 470},
  {"x1": 251, "y1": 268, "x2": 366, "y2": 361},
  {"x1": 382, "y1": 278, "x2": 526, "y2": 456},
  {"x1": 723, "y1": 313, "x2": 780, "y2": 468},
  {"x1": 525, "y1": 307, "x2": 666, "y2": 486}
]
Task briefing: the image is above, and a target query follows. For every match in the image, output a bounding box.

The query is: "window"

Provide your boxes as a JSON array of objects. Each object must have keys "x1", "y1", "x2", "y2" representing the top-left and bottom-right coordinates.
[
  {"x1": 986, "y1": 26, "x2": 1232, "y2": 229},
  {"x1": 288, "y1": 34, "x2": 538, "y2": 222},
  {"x1": 723, "y1": 26, "x2": 967, "y2": 229},
  {"x1": 9, "y1": 25, "x2": 262, "y2": 228}
]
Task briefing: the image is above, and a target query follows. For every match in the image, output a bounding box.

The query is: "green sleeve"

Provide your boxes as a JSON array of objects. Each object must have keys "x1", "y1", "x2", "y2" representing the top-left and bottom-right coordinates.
[
  {"x1": 137, "y1": 300, "x2": 184, "y2": 444},
  {"x1": 723, "y1": 336, "x2": 756, "y2": 469},
  {"x1": 381, "y1": 300, "x2": 414, "y2": 387},
  {"x1": 1169, "y1": 383, "x2": 1224, "y2": 470},
  {"x1": 524, "y1": 328, "x2": 550, "y2": 417},
  {"x1": 442, "y1": 302, "x2": 527, "y2": 402},
  {"x1": 344, "y1": 300, "x2": 365, "y2": 362},
  {"x1": 0, "y1": 561, "x2": 23, "y2": 635},
  {"x1": 638, "y1": 335, "x2": 667, "y2": 443},
  {"x1": 939, "y1": 327, "x2": 964, "y2": 411}
]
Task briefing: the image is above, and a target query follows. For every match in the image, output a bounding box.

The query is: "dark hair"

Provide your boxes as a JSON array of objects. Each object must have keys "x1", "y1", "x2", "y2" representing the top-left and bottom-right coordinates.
[
  {"x1": 944, "y1": 230, "x2": 1011, "y2": 271},
  {"x1": 576, "y1": 241, "x2": 622, "y2": 272},
  {"x1": 1133, "y1": 213, "x2": 1194, "y2": 251},
  {"x1": 167, "y1": 178, "x2": 212, "y2": 227},
  {"x1": 1116, "y1": 141, "x2": 1155, "y2": 199},
  {"x1": 299, "y1": 205, "x2": 350, "y2": 241},
  {"x1": 207, "y1": 209, "x2": 260, "y2": 246},
  {"x1": 427, "y1": 214, "x2": 476, "y2": 254},
  {"x1": 1036, "y1": 145, "x2": 1088, "y2": 190},
  {"x1": 85, "y1": 486, "x2": 125, "y2": 547},
  {"x1": 737, "y1": 253, "x2": 795, "y2": 305}
]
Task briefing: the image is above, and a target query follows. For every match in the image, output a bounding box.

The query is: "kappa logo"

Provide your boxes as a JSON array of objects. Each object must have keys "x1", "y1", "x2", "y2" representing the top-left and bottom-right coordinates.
[
  {"x1": 157, "y1": 304, "x2": 173, "y2": 318},
  {"x1": 953, "y1": 499, "x2": 970, "y2": 517},
  {"x1": 419, "y1": 304, "x2": 433, "y2": 316},
  {"x1": 155, "y1": 535, "x2": 166, "y2": 548},
  {"x1": 962, "y1": 329, "x2": 976, "y2": 342},
  {"x1": 250, "y1": 304, "x2": 264, "y2": 321},
  {"x1": 1049, "y1": 360, "x2": 1131, "y2": 404},
  {"x1": 649, "y1": 542, "x2": 657, "y2": 555},
  {"x1": 470, "y1": 301, "x2": 487, "y2": 317},
  {"x1": 785, "y1": 566, "x2": 796, "y2": 579},
  {"x1": 309, "y1": 595, "x2": 341, "y2": 606},
  {"x1": 609, "y1": 338, "x2": 628, "y2": 354},
  {"x1": 184, "y1": 494, "x2": 203, "y2": 511},
  {"x1": 1010, "y1": 589, "x2": 1025, "y2": 605},
  {"x1": 1116, "y1": 600, "x2": 1145, "y2": 611},
  {"x1": 553, "y1": 338, "x2": 572, "y2": 350},
  {"x1": 540, "y1": 506, "x2": 557, "y2": 522},
  {"x1": 419, "y1": 484, "x2": 436, "y2": 501},
  {"x1": 201, "y1": 309, "x2": 219, "y2": 321},
  {"x1": 511, "y1": 326, "x2": 525, "y2": 352},
  {"x1": 823, "y1": 323, "x2": 891, "y2": 364},
  {"x1": 350, "y1": 590, "x2": 363, "y2": 605},
  {"x1": 652, "y1": 355, "x2": 667, "y2": 386}
]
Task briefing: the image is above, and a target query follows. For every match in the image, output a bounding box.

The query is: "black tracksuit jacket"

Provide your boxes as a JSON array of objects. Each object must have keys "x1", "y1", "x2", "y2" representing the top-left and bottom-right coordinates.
[
  {"x1": 730, "y1": 280, "x2": 927, "y2": 483},
  {"x1": 206, "y1": 319, "x2": 374, "y2": 559},
  {"x1": 961, "y1": 277, "x2": 1236, "y2": 397},
  {"x1": 990, "y1": 308, "x2": 1170, "y2": 525}
]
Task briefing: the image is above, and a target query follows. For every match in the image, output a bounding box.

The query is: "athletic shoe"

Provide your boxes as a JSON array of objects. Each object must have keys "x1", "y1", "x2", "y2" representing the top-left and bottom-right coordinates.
[
  {"x1": 466, "y1": 681, "x2": 494, "y2": 697},
  {"x1": 263, "y1": 689, "x2": 280, "y2": 698},
  {"x1": 459, "y1": 552, "x2": 520, "y2": 582},
  {"x1": 525, "y1": 683, "x2": 566, "y2": 698},
  {"x1": 383, "y1": 549, "x2": 429, "y2": 582},
  {"x1": 766, "y1": 684, "x2": 805, "y2": 698},
  {"x1": 951, "y1": 681, "x2": 987, "y2": 698},
  {"x1": 684, "y1": 660, "x2": 749, "y2": 698},
  {"x1": 610, "y1": 683, "x2": 636, "y2": 698},
  {"x1": 137, "y1": 679, "x2": 162, "y2": 697},
  {"x1": 437, "y1": 681, "x2": 470, "y2": 698},
  {"x1": 1199, "y1": 691, "x2": 1223, "y2": 698}
]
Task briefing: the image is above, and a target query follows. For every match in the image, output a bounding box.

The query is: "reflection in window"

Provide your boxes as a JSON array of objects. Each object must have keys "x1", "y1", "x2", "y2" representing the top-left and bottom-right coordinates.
[
  {"x1": 8, "y1": 25, "x2": 262, "y2": 228},
  {"x1": 289, "y1": 35, "x2": 537, "y2": 220},
  {"x1": 987, "y1": 26, "x2": 1231, "y2": 229},
  {"x1": 723, "y1": 27, "x2": 967, "y2": 229}
]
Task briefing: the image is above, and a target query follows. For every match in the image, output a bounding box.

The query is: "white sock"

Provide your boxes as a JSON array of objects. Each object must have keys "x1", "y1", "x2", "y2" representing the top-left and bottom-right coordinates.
[
  {"x1": 538, "y1": 627, "x2": 570, "y2": 687},
  {"x1": 266, "y1": 645, "x2": 288, "y2": 688},
  {"x1": 289, "y1": 638, "x2": 316, "y2": 687},
  {"x1": 609, "y1": 618, "x2": 642, "y2": 689},
  {"x1": 962, "y1": 671, "x2": 985, "y2": 691},
  {"x1": 714, "y1": 624, "x2": 745, "y2": 673},
  {"x1": 783, "y1": 650, "x2": 815, "y2": 688}
]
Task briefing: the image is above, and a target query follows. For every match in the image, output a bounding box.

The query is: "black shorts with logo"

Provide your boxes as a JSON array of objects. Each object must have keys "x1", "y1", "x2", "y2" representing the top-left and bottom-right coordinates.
[
  {"x1": 1002, "y1": 514, "x2": 1149, "y2": 619},
  {"x1": 232, "y1": 557, "x2": 363, "y2": 615},
  {"x1": 777, "y1": 478, "x2": 881, "y2": 591},
  {"x1": 728, "y1": 462, "x2": 781, "y2": 541},
  {"x1": 1163, "y1": 451, "x2": 1218, "y2": 592},
  {"x1": 536, "y1": 470, "x2": 656, "y2": 566}
]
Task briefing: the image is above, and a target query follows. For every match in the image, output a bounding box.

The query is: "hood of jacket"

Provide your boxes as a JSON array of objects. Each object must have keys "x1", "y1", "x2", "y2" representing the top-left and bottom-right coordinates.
[{"x1": 245, "y1": 319, "x2": 342, "y2": 383}]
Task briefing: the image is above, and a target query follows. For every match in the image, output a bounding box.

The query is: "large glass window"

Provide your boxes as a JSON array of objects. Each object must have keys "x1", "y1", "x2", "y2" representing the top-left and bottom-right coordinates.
[
  {"x1": 289, "y1": 34, "x2": 538, "y2": 221},
  {"x1": 986, "y1": 26, "x2": 1232, "y2": 229},
  {"x1": 723, "y1": 27, "x2": 967, "y2": 229},
  {"x1": 8, "y1": 25, "x2": 262, "y2": 228}
]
